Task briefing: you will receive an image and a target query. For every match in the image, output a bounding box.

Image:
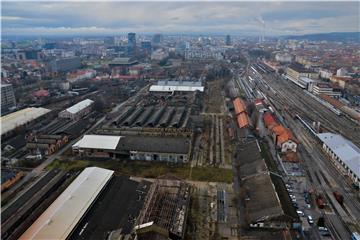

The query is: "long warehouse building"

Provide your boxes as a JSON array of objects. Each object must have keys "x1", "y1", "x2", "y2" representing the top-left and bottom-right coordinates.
[
  {"x1": 1, "y1": 107, "x2": 51, "y2": 137},
  {"x1": 19, "y1": 167, "x2": 114, "y2": 240},
  {"x1": 318, "y1": 133, "x2": 360, "y2": 186},
  {"x1": 58, "y1": 99, "x2": 94, "y2": 121}
]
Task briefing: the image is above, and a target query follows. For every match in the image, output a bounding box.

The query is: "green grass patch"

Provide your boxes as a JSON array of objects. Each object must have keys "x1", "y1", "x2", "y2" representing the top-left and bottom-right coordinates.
[
  {"x1": 47, "y1": 159, "x2": 233, "y2": 183},
  {"x1": 46, "y1": 159, "x2": 90, "y2": 171},
  {"x1": 189, "y1": 167, "x2": 233, "y2": 183}
]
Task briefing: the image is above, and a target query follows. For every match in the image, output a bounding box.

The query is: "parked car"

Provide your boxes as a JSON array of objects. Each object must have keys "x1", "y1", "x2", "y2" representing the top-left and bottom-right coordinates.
[
  {"x1": 307, "y1": 215, "x2": 314, "y2": 224},
  {"x1": 296, "y1": 210, "x2": 304, "y2": 217}
]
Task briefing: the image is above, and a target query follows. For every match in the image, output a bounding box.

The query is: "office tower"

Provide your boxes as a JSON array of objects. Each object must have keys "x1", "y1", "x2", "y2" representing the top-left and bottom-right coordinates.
[
  {"x1": 128, "y1": 33, "x2": 136, "y2": 55},
  {"x1": 225, "y1": 35, "x2": 231, "y2": 46},
  {"x1": 1, "y1": 84, "x2": 16, "y2": 114}
]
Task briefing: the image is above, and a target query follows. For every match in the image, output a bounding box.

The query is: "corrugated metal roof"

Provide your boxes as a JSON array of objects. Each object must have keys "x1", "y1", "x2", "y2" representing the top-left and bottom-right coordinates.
[
  {"x1": 65, "y1": 99, "x2": 94, "y2": 114},
  {"x1": 318, "y1": 133, "x2": 360, "y2": 179},
  {"x1": 19, "y1": 167, "x2": 114, "y2": 240},
  {"x1": 1, "y1": 107, "x2": 51, "y2": 135},
  {"x1": 73, "y1": 135, "x2": 122, "y2": 150}
]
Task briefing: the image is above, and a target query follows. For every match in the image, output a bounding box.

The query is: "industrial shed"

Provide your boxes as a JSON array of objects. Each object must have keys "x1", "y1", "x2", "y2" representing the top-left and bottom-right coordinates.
[
  {"x1": 72, "y1": 135, "x2": 122, "y2": 158},
  {"x1": 318, "y1": 133, "x2": 360, "y2": 185},
  {"x1": 58, "y1": 99, "x2": 94, "y2": 121},
  {"x1": 236, "y1": 140, "x2": 298, "y2": 229},
  {"x1": 72, "y1": 135, "x2": 191, "y2": 163},
  {"x1": 19, "y1": 167, "x2": 114, "y2": 240},
  {"x1": 1, "y1": 107, "x2": 51, "y2": 137},
  {"x1": 120, "y1": 135, "x2": 191, "y2": 163}
]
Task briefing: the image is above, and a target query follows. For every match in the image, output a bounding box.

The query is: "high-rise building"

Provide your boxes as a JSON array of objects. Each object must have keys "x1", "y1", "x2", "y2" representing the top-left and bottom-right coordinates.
[
  {"x1": 152, "y1": 34, "x2": 163, "y2": 45},
  {"x1": 141, "y1": 41, "x2": 152, "y2": 53},
  {"x1": 225, "y1": 35, "x2": 231, "y2": 46},
  {"x1": 1, "y1": 84, "x2": 16, "y2": 114},
  {"x1": 127, "y1": 33, "x2": 136, "y2": 55}
]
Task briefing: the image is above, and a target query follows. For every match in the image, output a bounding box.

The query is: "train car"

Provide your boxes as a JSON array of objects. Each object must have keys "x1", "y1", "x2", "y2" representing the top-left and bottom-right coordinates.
[
  {"x1": 330, "y1": 106, "x2": 342, "y2": 116},
  {"x1": 351, "y1": 232, "x2": 360, "y2": 240},
  {"x1": 250, "y1": 66, "x2": 259, "y2": 75},
  {"x1": 340, "y1": 105, "x2": 360, "y2": 122}
]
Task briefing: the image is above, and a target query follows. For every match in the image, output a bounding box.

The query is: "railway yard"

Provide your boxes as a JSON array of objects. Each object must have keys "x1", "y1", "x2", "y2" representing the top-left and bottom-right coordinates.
[
  {"x1": 1, "y1": 43, "x2": 359, "y2": 240},
  {"x1": 231, "y1": 55, "x2": 360, "y2": 240}
]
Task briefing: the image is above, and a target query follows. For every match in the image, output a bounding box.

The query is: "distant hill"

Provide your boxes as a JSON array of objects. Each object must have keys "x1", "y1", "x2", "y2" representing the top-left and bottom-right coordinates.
[{"x1": 284, "y1": 32, "x2": 359, "y2": 42}]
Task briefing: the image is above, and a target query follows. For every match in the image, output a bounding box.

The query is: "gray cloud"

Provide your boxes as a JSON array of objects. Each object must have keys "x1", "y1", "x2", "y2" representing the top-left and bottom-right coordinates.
[{"x1": 1, "y1": 1, "x2": 359, "y2": 36}]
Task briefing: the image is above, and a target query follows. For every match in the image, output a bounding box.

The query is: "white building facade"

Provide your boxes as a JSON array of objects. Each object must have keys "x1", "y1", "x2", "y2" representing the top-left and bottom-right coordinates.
[{"x1": 318, "y1": 133, "x2": 360, "y2": 186}]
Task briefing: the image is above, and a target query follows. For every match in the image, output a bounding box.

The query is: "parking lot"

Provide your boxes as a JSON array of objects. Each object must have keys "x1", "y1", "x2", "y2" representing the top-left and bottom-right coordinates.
[{"x1": 284, "y1": 175, "x2": 331, "y2": 239}]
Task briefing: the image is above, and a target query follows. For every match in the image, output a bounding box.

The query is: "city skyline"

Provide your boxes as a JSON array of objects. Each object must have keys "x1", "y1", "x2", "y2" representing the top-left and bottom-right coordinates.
[{"x1": 2, "y1": 1, "x2": 359, "y2": 36}]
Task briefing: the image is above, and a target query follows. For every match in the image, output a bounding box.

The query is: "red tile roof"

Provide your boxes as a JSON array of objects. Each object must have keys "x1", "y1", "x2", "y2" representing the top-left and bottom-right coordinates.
[
  {"x1": 233, "y1": 98, "x2": 246, "y2": 115},
  {"x1": 237, "y1": 112, "x2": 249, "y2": 128}
]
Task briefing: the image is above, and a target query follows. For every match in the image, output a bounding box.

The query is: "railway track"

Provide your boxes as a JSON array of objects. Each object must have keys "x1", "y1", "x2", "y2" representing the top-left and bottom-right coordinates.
[{"x1": 250, "y1": 67, "x2": 360, "y2": 146}]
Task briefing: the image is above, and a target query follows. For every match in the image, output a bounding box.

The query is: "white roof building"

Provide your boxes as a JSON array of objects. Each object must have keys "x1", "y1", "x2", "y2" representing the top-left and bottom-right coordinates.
[
  {"x1": 1, "y1": 107, "x2": 51, "y2": 136},
  {"x1": 66, "y1": 99, "x2": 94, "y2": 114},
  {"x1": 72, "y1": 135, "x2": 122, "y2": 150},
  {"x1": 19, "y1": 167, "x2": 114, "y2": 240},
  {"x1": 149, "y1": 80, "x2": 204, "y2": 93},
  {"x1": 318, "y1": 133, "x2": 360, "y2": 182}
]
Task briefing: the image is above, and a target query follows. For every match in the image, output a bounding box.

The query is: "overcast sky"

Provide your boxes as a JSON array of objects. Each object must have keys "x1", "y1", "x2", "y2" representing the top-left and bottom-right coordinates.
[{"x1": 1, "y1": 1, "x2": 359, "y2": 36}]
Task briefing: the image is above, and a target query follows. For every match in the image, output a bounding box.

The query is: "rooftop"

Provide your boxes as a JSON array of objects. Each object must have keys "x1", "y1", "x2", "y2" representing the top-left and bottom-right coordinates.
[
  {"x1": 150, "y1": 80, "x2": 204, "y2": 93},
  {"x1": 314, "y1": 82, "x2": 332, "y2": 88},
  {"x1": 236, "y1": 140, "x2": 267, "y2": 178},
  {"x1": 73, "y1": 135, "x2": 122, "y2": 150},
  {"x1": 288, "y1": 63, "x2": 315, "y2": 73},
  {"x1": 299, "y1": 77, "x2": 317, "y2": 83},
  {"x1": 243, "y1": 172, "x2": 284, "y2": 223},
  {"x1": 237, "y1": 112, "x2": 249, "y2": 128},
  {"x1": 118, "y1": 135, "x2": 191, "y2": 154},
  {"x1": 65, "y1": 99, "x2": 94, "y2": 114},
  {"x1": 233, "y1": 98, "x2": 246, "y2": 114},
  {"x1": 317, "y1": 133, "x2": 360, "y2": 179},
  {"x1": 149, "y1": 85, "x2": 204, "y2": 92},
  {"x1": 1, "y1": 107, "x2": 51, "y2": 136},
  {"x1": 110, "y1": 58, "x2": 138, "y2": 66},
  {"x1": 70, "y1": 176, "x2": 151, "y2": 239},
  {"x1": 73, "y1": 135, "x2": 191, "y2": 154},
  {"x1": 19, "y1": 167, "x2": 114, "y2": 240}
]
